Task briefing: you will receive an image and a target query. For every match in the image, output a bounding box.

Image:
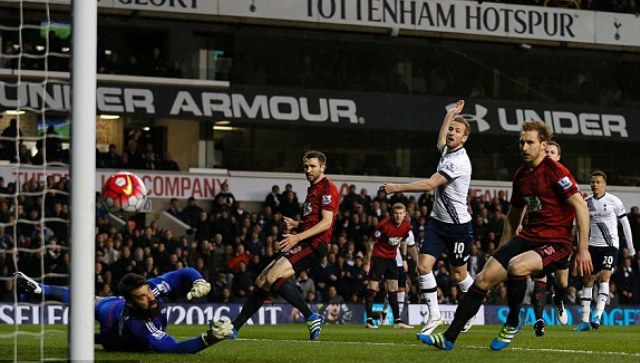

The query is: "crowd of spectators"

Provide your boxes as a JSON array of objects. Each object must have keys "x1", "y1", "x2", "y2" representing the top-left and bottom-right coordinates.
[
  {"x1": 97, "y1": 142, "x2": 180, "y2": 171},
  {"x1": 1, "y1": 178, "x2": 639, "y2": 310},
  {"x1": 0, "y1": 121, "x2": 179, "y2": 172},
  {"x1": 97, "y1": 129, "x2": 180, "y2": 171},
  {"x1": 0, "y1": 119, "x2": 67, "y2": 165}
]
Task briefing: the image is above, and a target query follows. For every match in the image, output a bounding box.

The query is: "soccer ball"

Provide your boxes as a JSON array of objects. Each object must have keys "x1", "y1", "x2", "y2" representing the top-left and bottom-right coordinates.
[{"x1": 101, "y1": 171, "x2": 147, "y2": 216}]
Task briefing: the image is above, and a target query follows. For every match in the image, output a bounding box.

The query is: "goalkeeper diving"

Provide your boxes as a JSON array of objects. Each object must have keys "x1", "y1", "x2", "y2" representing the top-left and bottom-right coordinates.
[{"x1": 14, "y1": 268, "x2": 233, "y2": 353}]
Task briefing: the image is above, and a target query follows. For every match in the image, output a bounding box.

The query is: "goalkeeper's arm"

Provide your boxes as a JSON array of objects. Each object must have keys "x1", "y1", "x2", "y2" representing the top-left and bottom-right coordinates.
[
  {"x1": 147, "y1": 267, "x2": 211, "y2": 299},
  {"x1": 147, "y1": 320, "x2": 233, "y2": 354}
]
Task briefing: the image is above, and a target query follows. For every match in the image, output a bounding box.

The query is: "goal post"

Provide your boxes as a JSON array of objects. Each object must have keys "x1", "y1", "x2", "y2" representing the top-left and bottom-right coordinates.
[{"x1": 69, "y1": 0, "x2": 97, "y2": 361}]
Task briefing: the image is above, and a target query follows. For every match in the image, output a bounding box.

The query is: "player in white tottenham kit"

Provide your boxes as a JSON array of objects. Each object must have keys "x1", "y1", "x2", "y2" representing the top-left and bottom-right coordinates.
[
  {"x1": 381, "y1": 100, "x2": 474, "y2": 334},
  {"x1": 575, "y1": 170, "x2": 635, "y2": 331}
]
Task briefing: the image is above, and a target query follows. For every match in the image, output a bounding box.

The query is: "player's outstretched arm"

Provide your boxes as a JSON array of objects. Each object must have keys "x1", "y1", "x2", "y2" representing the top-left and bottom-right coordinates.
[
  {"x1": 148, "y1": 267, "x2": 210, "y2": 299},
  {"x1": 381, "y1": 172, "x2": 447, "y2": 195},
  {"x1": 147, "y1": 319, "x2": 233, "y2": 354}
]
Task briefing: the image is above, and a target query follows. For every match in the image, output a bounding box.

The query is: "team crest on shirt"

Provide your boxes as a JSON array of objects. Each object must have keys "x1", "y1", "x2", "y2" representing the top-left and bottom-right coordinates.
[
  {"x1": 373, "y1": 230, "x2": 381, "y2": 239},
  {"x1": 322, "y1": 194, "x2": 332, "y2": 205},
  {"x1": 557, "y1": 176, "x2": 573, "y2": 190}
]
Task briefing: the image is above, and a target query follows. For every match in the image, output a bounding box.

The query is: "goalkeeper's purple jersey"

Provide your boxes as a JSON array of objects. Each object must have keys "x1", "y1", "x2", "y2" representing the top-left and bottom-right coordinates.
[{"x1": 95, "y1": 268, "x2": 207, "y2": 353}]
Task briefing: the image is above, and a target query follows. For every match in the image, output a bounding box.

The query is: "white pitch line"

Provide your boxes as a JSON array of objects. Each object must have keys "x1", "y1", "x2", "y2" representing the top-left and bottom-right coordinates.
[
  {"x1": 222, "y1": 338, "x2": 640, "y2": 357},
  {"x1": 466, "y1": 345, "x2": 640, "y2": 357}
]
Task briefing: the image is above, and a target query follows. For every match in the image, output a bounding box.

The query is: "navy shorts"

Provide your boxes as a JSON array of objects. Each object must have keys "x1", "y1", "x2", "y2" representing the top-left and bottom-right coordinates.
[
  {"x1": 420, "y1": 218, "x2": 473, "y2": 267},
  {"x1": 493, "y1": 237, "x2": 571, "y2": 277},
  {"x1": 589, "y1": 245, "x2": 618, "y2": 273}
]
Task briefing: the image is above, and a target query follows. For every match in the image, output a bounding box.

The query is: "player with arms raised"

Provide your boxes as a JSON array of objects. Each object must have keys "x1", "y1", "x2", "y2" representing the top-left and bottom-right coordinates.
[
  {"x1": 381, "y1": 100, "x2": 475, "y2": 334},
  {"x1": 419, "y1": 119, "x2": 592, "y2": 351}
]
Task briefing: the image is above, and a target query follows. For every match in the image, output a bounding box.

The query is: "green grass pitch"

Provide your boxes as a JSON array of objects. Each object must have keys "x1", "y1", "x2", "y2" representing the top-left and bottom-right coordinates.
[{"x1": 2, "y1": 324, "x2": 640, "y2": 362}]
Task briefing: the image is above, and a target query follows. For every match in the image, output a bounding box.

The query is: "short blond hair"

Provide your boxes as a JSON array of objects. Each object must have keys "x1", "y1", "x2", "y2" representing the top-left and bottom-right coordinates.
[
  {"x1": 453, "y1": 117, "x2": 471, "y2": 137},
  {"x1": 392, "y1": 203, "x2": 406, "y2": 211}
]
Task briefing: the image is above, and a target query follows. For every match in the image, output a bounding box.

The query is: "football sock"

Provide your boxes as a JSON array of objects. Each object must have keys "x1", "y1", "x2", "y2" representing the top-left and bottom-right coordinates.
[
  {"x1": 397, "y1": 291, "x2": 406, "y2": 316},
  {"x1": 233, "y1": 286, "x2": 268, "y2": 331},
  {"x1": 43, "y1": 285, "x2": 70, "y2": 303},
  {"x1": 419, "y1": 273, "x2": 440, "y2": 320},
  {"x1": 505, "y1": 275, "x2": 528, "y2": 328},
  {"x1": 532, "y1": 280, "x2": 547, "y2": 321},
  {"x1": 595, "y1": 282, "x2": 609, "y2": 320},
  {"x1": 388, "y1": 291, "x2": 400, "y2": 323},
  {"x1": 580, "y1": 287, "x2": 593, "y2": 323},
  {"x1": 274, "y1": 280, "x2": 313, "y2": 319},
  {"x1": 458, "y1": 274, "x2": 474, "y2": 293},
  {"x1": 444, "y1": 284, "x2": 487, "y2": 343},
  {"x1": 553, "y1": 282, "x2": 566, "y2": 306},
  {"x1": 365, "y1": 289, "x2": 377, "y2": 320}
]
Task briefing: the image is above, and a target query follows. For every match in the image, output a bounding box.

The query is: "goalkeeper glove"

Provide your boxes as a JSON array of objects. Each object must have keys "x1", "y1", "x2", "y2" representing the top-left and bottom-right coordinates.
[
  {"x1": 187, "y1": 279, "x2": 211, "y2": 300},
  {"x1": 201, "y1": 319, "x2": 234, "y2": 345}
]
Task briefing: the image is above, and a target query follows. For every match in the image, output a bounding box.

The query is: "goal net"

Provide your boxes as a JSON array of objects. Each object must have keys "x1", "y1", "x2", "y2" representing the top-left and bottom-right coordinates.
[{"x1": 0, "y1": 0, "x2": 97, "y2": 361}]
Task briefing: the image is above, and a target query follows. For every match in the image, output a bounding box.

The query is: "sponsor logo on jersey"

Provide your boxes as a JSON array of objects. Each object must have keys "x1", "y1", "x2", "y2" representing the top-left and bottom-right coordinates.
[
  {"x1": 524, "y1": 196, "x2": 542, "y2": 212},
  {"x1": 303, "y1": 202, "x2": 312, "y2": 216},
  {"x1": 558, "y1": 176, "x2": 573, "y2": 190},
  {"x1": 387, "y1": 237, "x2": 402, "y2": 246},
  {"x1": 442, "y1": 161, "x2": 456, "y2": 171}
]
